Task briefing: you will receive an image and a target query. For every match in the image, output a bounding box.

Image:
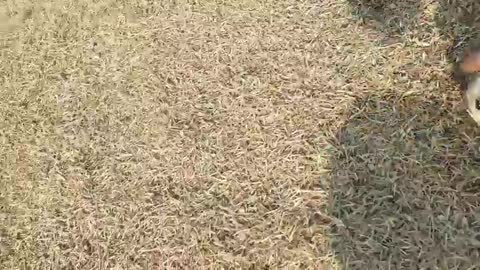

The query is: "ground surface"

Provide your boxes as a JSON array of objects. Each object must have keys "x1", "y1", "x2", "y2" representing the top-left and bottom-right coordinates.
[{"x1": 1, "y1": 0, "x2": 480, "y2": 269}]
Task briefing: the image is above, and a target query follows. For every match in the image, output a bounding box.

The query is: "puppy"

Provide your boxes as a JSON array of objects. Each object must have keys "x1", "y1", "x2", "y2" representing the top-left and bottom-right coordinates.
[{"x1": 459, "y1": 49, "x2": 480, "y2": 125}]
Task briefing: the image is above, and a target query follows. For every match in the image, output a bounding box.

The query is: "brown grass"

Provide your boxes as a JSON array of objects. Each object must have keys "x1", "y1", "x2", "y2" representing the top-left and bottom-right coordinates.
[{"x1": 1, "y1": 0, "x2": 480, "y2": 269}]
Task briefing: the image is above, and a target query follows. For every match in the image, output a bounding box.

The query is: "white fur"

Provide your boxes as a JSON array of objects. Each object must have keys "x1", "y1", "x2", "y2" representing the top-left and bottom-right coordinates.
[{"x1": 466, "y1": 76, "x2": 480, "y2": 125}]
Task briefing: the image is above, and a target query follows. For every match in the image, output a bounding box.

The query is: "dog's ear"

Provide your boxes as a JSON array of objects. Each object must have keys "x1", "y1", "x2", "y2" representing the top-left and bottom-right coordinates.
[{"x1": 461, "y1": 50, "x2": 480, "y2": 73}]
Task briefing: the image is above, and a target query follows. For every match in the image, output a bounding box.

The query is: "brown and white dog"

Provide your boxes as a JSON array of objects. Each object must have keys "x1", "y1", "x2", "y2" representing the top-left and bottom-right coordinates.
[{"x1": 460, "y1": 49, "x2": 480, "y2": 125}]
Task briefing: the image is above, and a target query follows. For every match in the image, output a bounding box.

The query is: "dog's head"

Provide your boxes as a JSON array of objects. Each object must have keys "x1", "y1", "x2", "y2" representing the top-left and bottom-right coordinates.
[{"x1": 461, "y1": 49, "x2": 480, "y2": 73}]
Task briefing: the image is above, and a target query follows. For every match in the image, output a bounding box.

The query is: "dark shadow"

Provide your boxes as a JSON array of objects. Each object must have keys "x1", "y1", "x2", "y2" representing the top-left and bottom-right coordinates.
[
  {"x1": 347, "y1": 0, "x2": 480, "y2": 90},
  {"x1": 330, "y1": 1, "x2": 480, "y2": 268},
  {"x1": 346, "y1": 0, "x2": 422, "y2": 37},
  {"x1": 329, "y1": 92, "x2": 480, "y2": 268}
]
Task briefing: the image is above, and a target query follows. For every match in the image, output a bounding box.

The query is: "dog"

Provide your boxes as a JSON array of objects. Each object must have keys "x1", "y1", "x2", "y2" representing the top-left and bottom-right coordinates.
[{"x1": 459, "y1": 48, "x2": 480, "y2": 125}]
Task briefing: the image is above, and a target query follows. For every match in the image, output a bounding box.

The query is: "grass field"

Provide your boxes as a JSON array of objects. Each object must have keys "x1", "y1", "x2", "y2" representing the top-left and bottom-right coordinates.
[{"x1": 1, "y1": 0, "x2": 480, "y2": 269}]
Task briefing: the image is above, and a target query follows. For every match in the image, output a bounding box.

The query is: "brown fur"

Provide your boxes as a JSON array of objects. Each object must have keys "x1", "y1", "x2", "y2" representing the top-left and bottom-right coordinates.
[{"x1": 460, "y1": 49, "x2": 480, "y2": 73}]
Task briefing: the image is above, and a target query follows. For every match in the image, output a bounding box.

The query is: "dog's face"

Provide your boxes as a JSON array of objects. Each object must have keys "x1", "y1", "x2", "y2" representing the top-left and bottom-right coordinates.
[
  {"x1": 465, "y1": 77, "x2": 480, "y2": 125},
  {"x1": 461, "y1": 50, "x2": 480, "y2": 73},
  {"x1": 457, "y1": 48, "x2": 480, "y2": 125}
]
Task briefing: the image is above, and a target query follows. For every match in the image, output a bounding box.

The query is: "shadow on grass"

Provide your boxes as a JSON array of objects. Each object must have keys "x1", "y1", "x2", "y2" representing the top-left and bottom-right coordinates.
[
  {"x1": 347, "y1": 0, "x2": 480, "y2": 89},
  {"x1": 328, "y1": 92, "x2": 480, "y2": 268},
  {"x1": 346, "y1": 0, "x2": 421, "y2": 36},
  {"x1": 322, "y1": 0, "x2": 480, "y2": 268}
]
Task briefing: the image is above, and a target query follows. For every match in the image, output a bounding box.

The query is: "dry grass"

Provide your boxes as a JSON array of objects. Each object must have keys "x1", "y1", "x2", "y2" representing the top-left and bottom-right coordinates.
[{"x1": 1, "y1": 0, "x2": 480, "y2": 269}]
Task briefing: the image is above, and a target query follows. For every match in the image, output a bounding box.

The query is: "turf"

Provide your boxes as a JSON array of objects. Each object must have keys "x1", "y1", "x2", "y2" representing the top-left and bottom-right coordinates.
[{"x1": 1, "y1": 0, "x2": 480, "y2": 269}]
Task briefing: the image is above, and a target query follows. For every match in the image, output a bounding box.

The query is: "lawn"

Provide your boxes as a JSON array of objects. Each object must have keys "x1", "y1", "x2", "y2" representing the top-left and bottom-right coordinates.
[{"x1": 1, "y1": 0, "x2": 480, "y2": 269}]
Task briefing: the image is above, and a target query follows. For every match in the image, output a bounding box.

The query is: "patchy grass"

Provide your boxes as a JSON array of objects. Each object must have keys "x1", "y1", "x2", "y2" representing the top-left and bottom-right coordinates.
[{"x1": 0, "y1": 0, "x2": 479, "y2": 269}]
